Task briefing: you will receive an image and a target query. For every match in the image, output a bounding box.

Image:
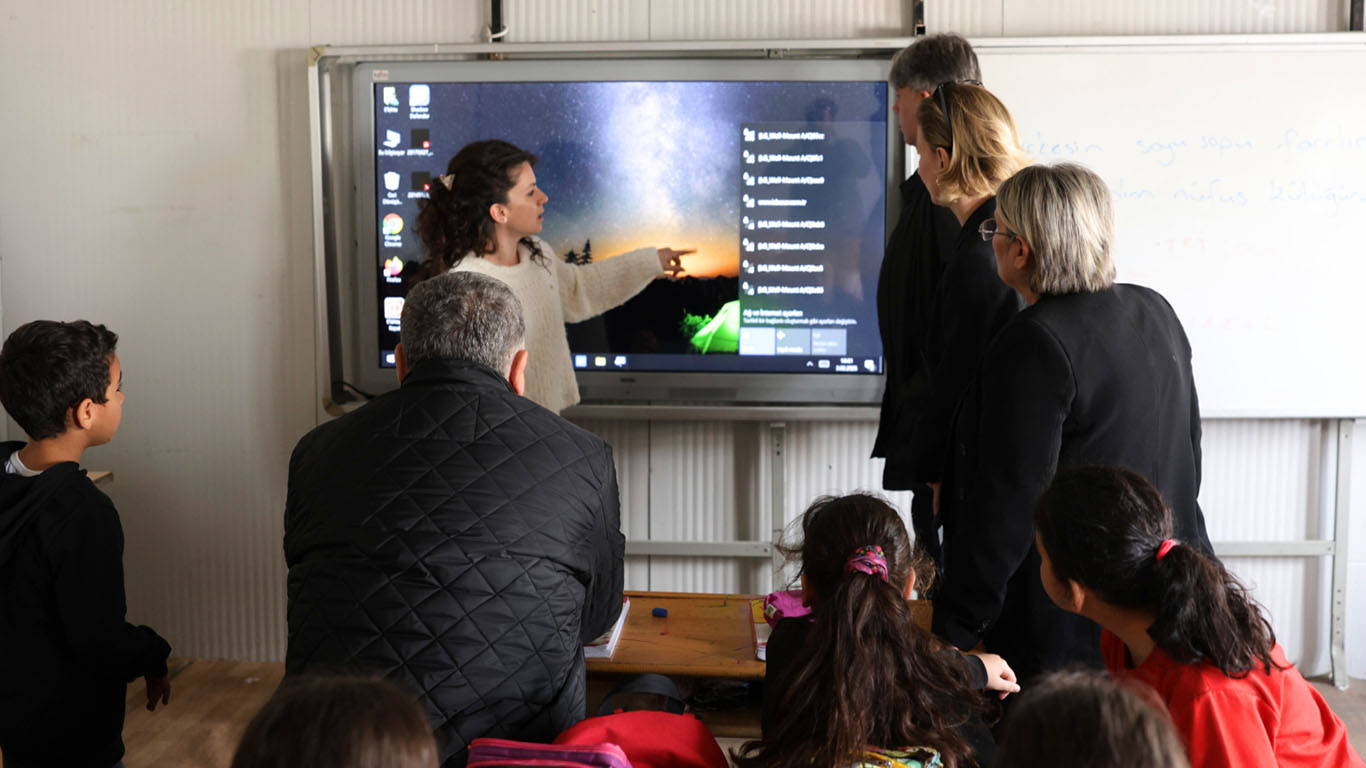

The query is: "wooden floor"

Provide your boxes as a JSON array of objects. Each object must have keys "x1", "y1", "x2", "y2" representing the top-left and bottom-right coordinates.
[
  {"x1": 121, "y1": 658, "x2": 1366, "y2": 767},
  {"x1": 122, "y1": 658, "x2": 283, "y2": 767}
]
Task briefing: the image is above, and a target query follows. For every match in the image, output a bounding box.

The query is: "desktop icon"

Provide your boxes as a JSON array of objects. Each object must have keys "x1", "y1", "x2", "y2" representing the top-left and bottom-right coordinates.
[
  {"x1": 409, "y1": 84, "x2": 431, "y2": 107},
  {"x1": 383, "y1": 171, "x2": 400, "y2": 191},
  {"x1": 411, "y1": 171, "x2": 432, "y2": 192},
  {"x1": 382, "y1": 213, "x2": 404, "y2": 235},
  {"x1": 383, "y1": 296, "x2": 405, "y2": 320},
  {"x1": 382, "y1": 129, "x2": 401, "y2": 148},
  {"x1": 411, "y1": 129, "x2": 430, "y2": 149},
  {"x1": 382, "y1": 86, "x2": 399, "y2": 107},
  {"x1": 383, "y1": 256, "x2": 404, "y2": 277}
]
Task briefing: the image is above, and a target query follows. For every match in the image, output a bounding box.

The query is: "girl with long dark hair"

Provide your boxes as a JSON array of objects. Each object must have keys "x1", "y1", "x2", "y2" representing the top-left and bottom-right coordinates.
[
  {"x1": 1034, "y1": 466, "x2": 1363, "y2": 768},
  {"x1": 415, "y1": 139, "x2": 691, "y2": 412},
  {"x1": 736, "y1": 494, "x2": 1017, "y2": 768}
]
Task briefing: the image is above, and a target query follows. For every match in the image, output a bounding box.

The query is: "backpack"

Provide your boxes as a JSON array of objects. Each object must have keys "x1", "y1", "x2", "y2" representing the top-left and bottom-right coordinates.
[
  {"x1": 466, "y1": 675, "x2": 728, "y2": 768},
  {"x1": 466, "y1": 738, "x2": 633, "y2": 768}
]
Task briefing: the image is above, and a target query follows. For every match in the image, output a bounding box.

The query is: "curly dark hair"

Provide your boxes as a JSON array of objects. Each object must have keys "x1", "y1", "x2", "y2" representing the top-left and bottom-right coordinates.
[
  {"x1": 0, "y1": 319, "x2": 118, "y2": 440},
  {"x1": 734, "y1": 493, "x2": 987, "y2": 768},
  {"x1": 415, "y1": 139, "x2": 545, "y2": 277}
]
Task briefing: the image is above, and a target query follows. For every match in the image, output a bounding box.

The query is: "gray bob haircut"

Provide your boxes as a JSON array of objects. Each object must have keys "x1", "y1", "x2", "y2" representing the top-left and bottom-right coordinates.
[
  {"x1": 996, "y1": 163, "x2": 1118, "y2": 296},
  {"x1": 889, "y1": 33, "x2": 981, "y2": 92},
  {"x1": 399, "y1": 270, "x2": 526, "y2": 373}
]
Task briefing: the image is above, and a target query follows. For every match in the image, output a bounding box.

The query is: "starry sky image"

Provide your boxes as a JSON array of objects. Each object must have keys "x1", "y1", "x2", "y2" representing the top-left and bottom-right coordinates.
[{"x1": 380, "y1": 79, "x2": 888, "y2": 278}]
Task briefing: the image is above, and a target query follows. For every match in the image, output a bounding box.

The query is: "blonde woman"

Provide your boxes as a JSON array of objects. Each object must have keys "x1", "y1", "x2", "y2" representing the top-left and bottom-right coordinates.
[{"x1": 902, "y1": 81, "x2": 1031, "y2": 560}]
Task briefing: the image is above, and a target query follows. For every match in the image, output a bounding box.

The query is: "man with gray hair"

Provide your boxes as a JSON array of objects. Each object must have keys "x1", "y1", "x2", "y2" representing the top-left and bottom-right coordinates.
[
  {"x1": 872, "y1": 33, "x2": 981, "y2": 564},
  {"x1": 284, "y1": 271, "x2": 625, "y2": 767}
]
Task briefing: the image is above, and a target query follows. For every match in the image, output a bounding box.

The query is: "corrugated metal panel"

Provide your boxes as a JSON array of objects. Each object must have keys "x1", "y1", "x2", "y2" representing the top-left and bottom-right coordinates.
[
  {"x1": 1200, "y1": 419, "x2": 1334, "y2": 672},
  {"x1": 309, "y1": 0, "x2": 485, "y2": 45},
  {"x1": 1222, "y1": 558, "x2": 1325, "y2": 669},
  {"x1": 1001, "y1": 0, "x2": 1345, "y2": 36},
  {"x1": 646, "y1": 422, "x2": 748, "y2": 591},
  {"x1": 574, "y1": 419, "x2": 652, "y2": 589},
  {"x1": 1200, "y1": 420, "x2": 1326, "y2": 541},
  {"x1": 647, "y1": 0, "x2": 907, "y2": 40},
  {"x1": 511, "y1": 0, "x2": 651, "y2": 41},
  {"x1": 929, "y1": 2, "x2": 1006, "y2": 37},
  {"x1": 783, "y1": 422, "x2": 914, "y2": 525}
]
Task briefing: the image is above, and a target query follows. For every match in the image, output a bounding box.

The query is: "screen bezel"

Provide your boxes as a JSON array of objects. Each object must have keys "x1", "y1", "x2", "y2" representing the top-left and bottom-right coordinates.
[{"x1": 349, "y1": 58, "x2": 902, "y2": 404}]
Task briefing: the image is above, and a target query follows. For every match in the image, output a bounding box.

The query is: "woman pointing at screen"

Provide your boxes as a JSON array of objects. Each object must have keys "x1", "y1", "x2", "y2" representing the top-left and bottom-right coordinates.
[{"x1": 416, "y1": 139, "x2": 691, "y2": 413}]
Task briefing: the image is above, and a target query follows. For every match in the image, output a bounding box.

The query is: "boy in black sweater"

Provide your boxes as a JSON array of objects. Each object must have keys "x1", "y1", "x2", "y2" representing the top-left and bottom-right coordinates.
[{"x1": 0, "y1": 320, "x2": 172, "y2": 768}]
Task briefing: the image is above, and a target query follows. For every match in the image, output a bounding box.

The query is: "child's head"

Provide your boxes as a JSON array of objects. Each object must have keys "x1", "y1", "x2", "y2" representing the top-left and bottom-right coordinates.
[
  {"x1": 231, "y1": 675, "x2": 438, "y2": 768},
  {"x1": 1034, "y1": 466, "x2": 1277, "y2": 676},
  {"x1": 993, "y1": 670, "x2": 1189, "y2": 768},
  {"x1": 0, "y1": 320, "x2": 123, "y2": 445},
  {"x1": 795, "y1": 492, "x2": 934, "y2": 602},
  {"x1": 736, "y1": 494, "x2": 982, "y2": 768}
]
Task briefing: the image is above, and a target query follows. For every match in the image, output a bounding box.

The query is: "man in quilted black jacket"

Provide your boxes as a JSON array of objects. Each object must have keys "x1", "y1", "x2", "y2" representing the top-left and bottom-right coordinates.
[{"x1": 284, "y1": 270, "x2": 625, "y2": 767}]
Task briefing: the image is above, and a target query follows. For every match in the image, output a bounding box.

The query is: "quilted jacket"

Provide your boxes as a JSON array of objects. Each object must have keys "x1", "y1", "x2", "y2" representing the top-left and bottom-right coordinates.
[{"x1": 284, "y1": 358, "x2": 625, "y2": 767}]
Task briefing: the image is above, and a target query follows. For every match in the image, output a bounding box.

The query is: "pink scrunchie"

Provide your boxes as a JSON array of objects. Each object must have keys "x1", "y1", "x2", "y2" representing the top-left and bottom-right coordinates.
[
  {"x1": 1156, "y1": 539, "x2": 1180, "y2": 562},
  {"x1": 845, "y1": 545, "x2": 889, "y2": 581}
]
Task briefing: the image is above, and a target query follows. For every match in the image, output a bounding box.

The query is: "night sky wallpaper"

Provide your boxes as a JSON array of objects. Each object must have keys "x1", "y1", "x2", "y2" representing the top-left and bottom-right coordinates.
[
  {"x1": 373, "y1": 78, "x2": 889, "y2": 368},
  {"x1": 377, "y1": 79, "x2": 887, "y2": 277}
]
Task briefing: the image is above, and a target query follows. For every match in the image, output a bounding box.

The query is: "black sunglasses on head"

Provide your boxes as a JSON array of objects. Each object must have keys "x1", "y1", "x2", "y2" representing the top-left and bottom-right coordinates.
[{"x1": 931, "y1": 79, "x2": 983, "y2": 154}]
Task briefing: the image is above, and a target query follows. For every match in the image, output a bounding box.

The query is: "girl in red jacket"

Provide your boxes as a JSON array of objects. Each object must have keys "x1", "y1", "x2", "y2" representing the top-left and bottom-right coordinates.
[{"x1": 1033, "y1": 465, "x2": 1363, "y2": 768}]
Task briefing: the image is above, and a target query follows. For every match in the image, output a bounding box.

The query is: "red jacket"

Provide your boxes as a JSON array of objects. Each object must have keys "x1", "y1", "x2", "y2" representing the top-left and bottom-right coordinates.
[{"x1": 1102, "y1": 630, "x2": 1363, "y2": 767}]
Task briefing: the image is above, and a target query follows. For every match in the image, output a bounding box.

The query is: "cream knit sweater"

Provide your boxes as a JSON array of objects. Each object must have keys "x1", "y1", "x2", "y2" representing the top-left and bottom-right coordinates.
[{"x1": 451, "y1": 237, "x2": 662, "y2": 412}]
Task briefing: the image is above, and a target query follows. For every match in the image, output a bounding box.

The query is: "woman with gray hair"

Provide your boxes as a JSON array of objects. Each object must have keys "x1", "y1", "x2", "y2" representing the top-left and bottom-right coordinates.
[{"x1": 931, "y1": 162, "x2": 1212, "y2": 687}]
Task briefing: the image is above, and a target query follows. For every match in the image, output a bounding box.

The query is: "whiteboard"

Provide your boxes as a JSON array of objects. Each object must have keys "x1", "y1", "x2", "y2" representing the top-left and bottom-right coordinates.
[{"x1": 971, "y1": 36, "x2": 1366, "y2": 418}]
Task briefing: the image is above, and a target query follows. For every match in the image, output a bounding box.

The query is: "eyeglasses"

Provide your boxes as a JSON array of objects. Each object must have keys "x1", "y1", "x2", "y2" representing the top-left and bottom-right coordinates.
[
  {"x1": 931, "y1": 79, "x2": 982, "y2": 154},
  {"x1": 978, "y1": 218, "x2": 1016, "y2": 242}
]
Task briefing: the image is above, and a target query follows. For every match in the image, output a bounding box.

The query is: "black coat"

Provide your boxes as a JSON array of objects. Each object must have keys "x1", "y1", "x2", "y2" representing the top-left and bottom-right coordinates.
[
  {"x1": 904, "y1": 198, "x2": 1022, "y2": 485},
  {"x1": 0, "y1": 446, "x2": 171, "y2": 768},
  {"x1": 873, "y1": 172, "x2": 960, "y2": 490},
  {"x1": 934, "y1": 285, "x2": 1211, "y2": 684},
  {"x1": 284, "y1": 359, "x2": 625, "y2": 768}
]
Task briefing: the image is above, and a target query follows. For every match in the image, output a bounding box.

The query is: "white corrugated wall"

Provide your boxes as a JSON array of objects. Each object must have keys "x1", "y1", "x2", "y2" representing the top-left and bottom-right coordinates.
[{"x1": 0, "y1": 1, "x2": 1357, "y2": 675}]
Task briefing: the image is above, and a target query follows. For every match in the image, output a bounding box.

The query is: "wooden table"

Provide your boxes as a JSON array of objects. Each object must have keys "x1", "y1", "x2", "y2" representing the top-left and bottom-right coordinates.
[
  {"x1": 584, "y1": 590, "x2": 932, "y2": 738},
  {"x1": 587, "y1": 591, "x2": 765, "y2": 680}
]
